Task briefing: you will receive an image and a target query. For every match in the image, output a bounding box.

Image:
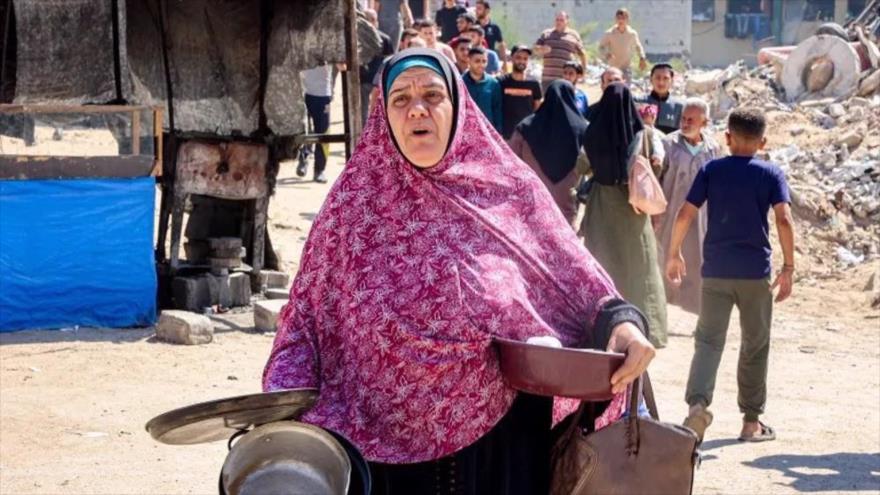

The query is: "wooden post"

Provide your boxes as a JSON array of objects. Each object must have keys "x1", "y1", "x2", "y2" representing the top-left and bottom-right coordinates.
[
  {"x1": 131, "y1": 109, "x2": 141, "y2": 156},
  {"x1": 153, "y1": 107, "x2": 164, "y2": 177},
  {"x1": 343, "y1": 0, "x2": 362, "y2": 159}
]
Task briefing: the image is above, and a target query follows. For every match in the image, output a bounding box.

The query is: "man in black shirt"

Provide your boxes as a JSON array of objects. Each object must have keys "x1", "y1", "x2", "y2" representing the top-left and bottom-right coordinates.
[
  {"x1": 497, "y1": 46, "x2": 543, "y2": 140},
  {"x1": 636, "y1": 63, "x2": 684, "y2": 134},
  {"x1": 475, "y1": 1, "x2": 507, "y2": 65},
  {"x1": 359, "y1": 8, "x2": 395, "y2": 126},
  {"x1": 434, "y1": 0, "x2": 467, "y2": 43}
]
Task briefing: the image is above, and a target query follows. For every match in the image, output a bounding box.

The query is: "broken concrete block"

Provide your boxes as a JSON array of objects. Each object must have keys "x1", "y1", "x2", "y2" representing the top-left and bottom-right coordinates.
[
  {"x1": 254, "y1": 299, "x2": 287, "y2": 332},
  {"x1": 212, "y1": 246, "x2": 245, "y2": 259},
  {"x1": 229, "y1": 273, "x2": 252, "y2": 306},
  {"x1": 836, "y1": 130, "x2": 865, "y2": 150},
  {"x1": 685, "y1": 70, "x2": 722, "y2": 94},
  {"x1": 208, "y1": 237, "x2": 242, "y2": 250},
  {"x1": 184, "y1": 241, "x2": 210, "y2": 263},
  {"x1": 827, "y1": 103, "x2": 846, "y2": 118},
  {"x1": 156, "y1": 310, "x2": 213, "y2": 345},
  {"x1": 265, "y1": 288, "x2": 289, "y2": 300},
  {"x1": 849, "y1": 96, "x2": 871, "y2": 107},
  {"x1": 259, "y1": 270, "x2": 290, "y2": 289},
  {"x1": 172, "y1": 276, "x2": 213, "y2": 312},
  {"x1": 210, "y1": 257, "x2": 242, "y2": 269}
]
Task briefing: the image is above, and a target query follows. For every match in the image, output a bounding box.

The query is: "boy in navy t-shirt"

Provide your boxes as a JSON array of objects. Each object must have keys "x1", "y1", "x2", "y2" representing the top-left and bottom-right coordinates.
[{"x1": 665, "y1": 107, "x2": 795, "y2": 443}]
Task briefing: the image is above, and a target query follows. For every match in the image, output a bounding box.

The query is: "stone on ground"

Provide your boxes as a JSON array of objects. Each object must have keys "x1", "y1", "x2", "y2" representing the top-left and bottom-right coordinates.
[
  {"x1": 254, "y1": 299, "x2": 287, "y2": 332},
  {"x1": 259, "y1": 270, "x2": 290, "y2": 289},
  {"x1": 265, "y1": 288, "x2": 289, "y2": 300},
  {"x1": 156, "y1": 310, "x2": 213, "y2": 345}
]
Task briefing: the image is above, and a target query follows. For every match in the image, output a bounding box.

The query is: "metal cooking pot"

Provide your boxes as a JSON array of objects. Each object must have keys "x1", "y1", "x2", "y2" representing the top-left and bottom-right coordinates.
[{"x1": 220, "y1": 421, "x2": 351, "y2": 495}]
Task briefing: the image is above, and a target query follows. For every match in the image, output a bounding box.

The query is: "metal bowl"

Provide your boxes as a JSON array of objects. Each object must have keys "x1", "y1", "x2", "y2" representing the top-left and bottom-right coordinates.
[{"x1": 495, "y1": 338, "x2": 625, "y2": 401}]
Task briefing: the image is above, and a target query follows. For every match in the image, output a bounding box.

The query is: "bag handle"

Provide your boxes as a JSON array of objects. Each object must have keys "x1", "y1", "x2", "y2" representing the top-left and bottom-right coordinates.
[{"x1": 626, "y1": 376, "x2": 642, "y2": 455}]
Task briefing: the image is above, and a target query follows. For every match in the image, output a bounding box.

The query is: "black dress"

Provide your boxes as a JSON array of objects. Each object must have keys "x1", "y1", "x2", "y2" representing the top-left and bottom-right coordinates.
[{"x1": 369, "y1": 393, "x2": 553, "y2": 495}]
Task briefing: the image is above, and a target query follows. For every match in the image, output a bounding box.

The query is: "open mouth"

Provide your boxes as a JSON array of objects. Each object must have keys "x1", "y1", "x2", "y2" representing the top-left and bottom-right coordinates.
[{"x1": 412, "y1": 128, "x2": 431, "y2": 136}]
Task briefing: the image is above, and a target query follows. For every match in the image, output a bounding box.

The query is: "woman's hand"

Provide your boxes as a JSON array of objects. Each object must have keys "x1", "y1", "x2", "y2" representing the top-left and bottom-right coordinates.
[{"x1": 606, "y1": 322, "x2": 655, "y2": 394}]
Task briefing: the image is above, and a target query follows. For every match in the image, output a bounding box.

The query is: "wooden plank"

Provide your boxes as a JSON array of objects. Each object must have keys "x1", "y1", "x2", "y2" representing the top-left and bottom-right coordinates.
[
  {"x1": 343, "y1": 0, "x2": 362, "y2": 159},
  {"x1": 293, "y1": 133, "x2": 348, "y2": 145},
  {"x1": 0, "y1": 155, "x2": 155, "y2": 180},
  {"x1": 0, "y1": 104, "x2": 156, "y2": 114}
]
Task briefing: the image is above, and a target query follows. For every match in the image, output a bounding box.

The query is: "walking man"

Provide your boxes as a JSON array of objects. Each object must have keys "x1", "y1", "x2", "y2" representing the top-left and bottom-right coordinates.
[
  {"x1": 498, "y1": 45, "x2": 542, "y2": 140},
  {"x1": 533, "y1": 11, "x2": 587, "y2": 92},
  {"x1": 638, "y1": 63, "x2": 684, "y2": 134},
  {"x1": 359, "y1": 8, "x2": 395, "y2": 126},
  {"x1": 598, "y1": 8, "x2": 648, "y2": 80},
  {"x1": 465, "y1": 26, "x2": 501, "y2": 75},
  {"x1": 463, "y1": 47, "x2": 503, "y2": 133},
  {"x1": 417, "y1": 19, "x2": 456, "y2": 64},
  {"x1": 655, "y1": 98, "x2": 720, "y2": 314},
  {"x1": 434, "y1": 0, "x2": 467, "y2": 43},
  {"x1": 300, "y1": 64, "x2": 334, "y2": 183},
  {"x1": 450, "y1": 36, "x2": 472, "y2": 74},
  {"x1": 475, "y1": 1, "x2": 507, "y2": 65},
  {"x1": 667, "y1": 107, "x2": 795, "y2": 444}
]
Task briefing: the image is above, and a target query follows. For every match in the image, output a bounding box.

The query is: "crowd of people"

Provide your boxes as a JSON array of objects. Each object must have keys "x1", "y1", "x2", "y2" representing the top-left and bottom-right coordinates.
[{"x1": 275, "y1": 2, "x2": 797, "y2": 491}]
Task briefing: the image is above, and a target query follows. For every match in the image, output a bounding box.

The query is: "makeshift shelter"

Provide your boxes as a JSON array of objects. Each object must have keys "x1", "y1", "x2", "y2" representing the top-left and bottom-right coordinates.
[{"x1": 0, "y1": 0, "x2": 363, "y2": 331}]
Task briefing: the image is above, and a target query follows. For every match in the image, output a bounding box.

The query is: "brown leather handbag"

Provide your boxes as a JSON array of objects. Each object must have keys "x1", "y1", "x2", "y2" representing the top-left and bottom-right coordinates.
[{"x1": 550, "y1": 375, "x2": 700, "y2": 495}]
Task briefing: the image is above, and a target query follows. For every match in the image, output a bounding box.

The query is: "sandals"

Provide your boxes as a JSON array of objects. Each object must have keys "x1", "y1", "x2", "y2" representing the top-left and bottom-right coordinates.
[
  {"x1": 682, "y1": 405, "x2": 713, "y2": 443},
  {"x1": 738, "y1": 421, "x2": 776, "y2": 442}
]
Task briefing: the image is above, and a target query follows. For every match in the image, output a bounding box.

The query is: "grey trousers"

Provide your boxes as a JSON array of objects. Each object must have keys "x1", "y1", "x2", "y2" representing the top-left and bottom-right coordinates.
[{"x1": 685, "y1": 277, "x2": 773, "y2": 422}]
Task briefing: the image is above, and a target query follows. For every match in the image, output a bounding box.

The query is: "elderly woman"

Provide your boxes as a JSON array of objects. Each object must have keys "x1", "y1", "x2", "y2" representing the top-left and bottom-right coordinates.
[
  {"x1": 263, "y1": 49, "x2": 654, "y2": 494},
  {"x1": 508, "y1": 79, "x2": 587, "y2": 228},
  {"x1": 579, "y1": 82, "x2": 668, "y2": 348},
  {"x1": 655, "y1": 97, "x2": 720, "y2": 314}
]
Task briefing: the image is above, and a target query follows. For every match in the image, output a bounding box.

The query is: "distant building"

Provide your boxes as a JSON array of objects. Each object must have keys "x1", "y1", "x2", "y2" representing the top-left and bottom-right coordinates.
[{"x1": 691, "y1": 0, "x2": 866, "y2": 67}]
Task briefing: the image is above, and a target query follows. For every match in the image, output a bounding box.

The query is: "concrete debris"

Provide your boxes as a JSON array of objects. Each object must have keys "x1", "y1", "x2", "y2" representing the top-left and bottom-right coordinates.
[
  {"x1": 836, "y1": 246, "x2": 866, "y2": 267},
  {"x1": 835, "y1": 129, "x2": 865, "y2": 149},
  {"x1": 690, "y1": 59, "x2": 879, "y2": 284},
  {"x1": 265, "y1": 288, "x2": 290, "y2": 300},
  {"x1": 156, "y1": 310, "x2": 213, "y2": 345},
  {"x1": 827, "y1": 103, "x2": 846, "y2": 117},
  {"x1": 254, "y1": 299, "x2": 287, "y2": 333},
  {"x1": 172, "y1": 272, "x2": 252, "y2": 311},
  {"x1": 259, "y1": 270, "x2": 290, "y2": 290}
]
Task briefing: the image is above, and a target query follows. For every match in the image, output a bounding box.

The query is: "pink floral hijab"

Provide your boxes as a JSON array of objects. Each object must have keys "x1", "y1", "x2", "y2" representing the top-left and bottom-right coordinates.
[{"x1": 263, "y1": 50, "x2": 624, "y2": 463}]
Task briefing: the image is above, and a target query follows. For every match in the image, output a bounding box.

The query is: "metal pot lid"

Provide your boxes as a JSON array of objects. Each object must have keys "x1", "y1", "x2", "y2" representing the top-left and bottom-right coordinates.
[{"x1": 145, "y1": 388, "x2": 318, "y2": 445}]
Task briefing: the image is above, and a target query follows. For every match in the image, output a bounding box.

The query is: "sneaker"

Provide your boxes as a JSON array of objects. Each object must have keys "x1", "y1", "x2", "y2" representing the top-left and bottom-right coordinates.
[
  {"x1": 296, "y1": 161, "x2": 307, "y2": 178},
  {"x1": 314, "y1": 172, "x2": 328, "y2": 184}
]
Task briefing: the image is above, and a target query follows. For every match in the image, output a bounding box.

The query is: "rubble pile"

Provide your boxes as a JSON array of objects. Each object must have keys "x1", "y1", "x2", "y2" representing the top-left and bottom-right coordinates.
[{"x1": 684, "y1": 64, "x2": 880, "y2": 278}]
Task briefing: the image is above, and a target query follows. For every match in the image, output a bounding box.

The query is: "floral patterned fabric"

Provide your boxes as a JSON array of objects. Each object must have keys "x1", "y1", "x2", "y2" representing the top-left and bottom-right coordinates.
[{"x1": 263, "y1": 74, "x2": 625, "y2": 463}]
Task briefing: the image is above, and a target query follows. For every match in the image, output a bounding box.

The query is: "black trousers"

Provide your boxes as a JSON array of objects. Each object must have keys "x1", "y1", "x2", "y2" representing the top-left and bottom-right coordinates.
[
  {"x1": 369, "y1": 394, "x2": 553, "y2": 495},
  {"x1": 304, "y1": 94, "x2": 332, "y2": 175}
]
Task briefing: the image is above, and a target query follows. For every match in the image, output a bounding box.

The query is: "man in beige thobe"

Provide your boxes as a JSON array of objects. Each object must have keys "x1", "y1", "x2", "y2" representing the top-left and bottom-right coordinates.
[{"x1": 655, "y1": 98, "x2": 720, "y2": 314}]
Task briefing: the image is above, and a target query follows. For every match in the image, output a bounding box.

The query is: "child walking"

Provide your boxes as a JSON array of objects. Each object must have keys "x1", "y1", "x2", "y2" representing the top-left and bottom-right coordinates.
[{"x1": 665, "y1": 107, "x2": 796, "y2": 443}]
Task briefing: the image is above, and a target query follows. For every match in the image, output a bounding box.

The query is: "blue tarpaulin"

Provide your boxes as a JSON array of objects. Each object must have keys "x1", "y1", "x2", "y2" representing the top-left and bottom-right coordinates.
[{"x1": 0, "y1": 178, "x2": 157, "y2": 331}]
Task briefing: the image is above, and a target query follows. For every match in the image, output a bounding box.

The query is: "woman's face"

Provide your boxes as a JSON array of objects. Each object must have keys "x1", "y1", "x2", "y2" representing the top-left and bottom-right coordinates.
[{"x1": 386, "y1": 67, "x2": 454, "y2": 169}]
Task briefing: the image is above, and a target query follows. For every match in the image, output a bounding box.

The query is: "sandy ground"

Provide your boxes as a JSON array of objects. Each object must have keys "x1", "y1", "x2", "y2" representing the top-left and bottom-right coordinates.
[{"x1": 2, "y1": 87, "x2": 880, "y2": 495}]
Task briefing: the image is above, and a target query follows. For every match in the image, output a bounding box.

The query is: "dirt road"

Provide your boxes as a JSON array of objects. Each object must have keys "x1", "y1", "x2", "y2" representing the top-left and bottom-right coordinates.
[{"x1": 1, "y1": 90, "x2": 879, "y2": 495}]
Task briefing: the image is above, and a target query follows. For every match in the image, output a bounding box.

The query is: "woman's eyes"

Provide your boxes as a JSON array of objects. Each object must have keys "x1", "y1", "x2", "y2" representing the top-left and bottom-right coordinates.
[
  {"x1": 391, "y1": 91, "x2": 446, "y2": 107},
  {"x1": 392, "y1": 95, "x2": 410, "y2": 107},
  {"x1": 425, "y1": 91, "x2": 445, "y2": 103}
]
